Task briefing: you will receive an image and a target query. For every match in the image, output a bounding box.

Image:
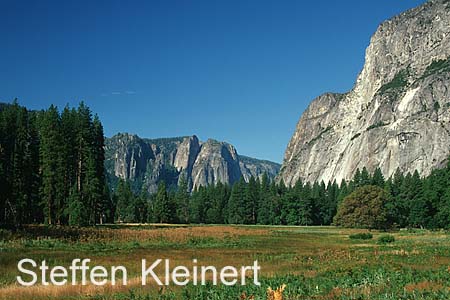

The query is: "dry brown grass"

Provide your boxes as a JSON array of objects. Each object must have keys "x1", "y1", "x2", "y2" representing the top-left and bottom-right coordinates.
[
  {"x1": 103, "y1": 226, "x2": 269, "y2": 243},
  {"x1": 404, "y1": 280, "x2": 446, "y2": 292}
]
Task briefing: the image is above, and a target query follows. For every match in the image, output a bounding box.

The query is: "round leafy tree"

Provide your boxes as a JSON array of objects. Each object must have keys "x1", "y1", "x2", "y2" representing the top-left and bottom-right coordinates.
[{"x1": 333, "y1": 185, "x2": 390, "y2": 229}]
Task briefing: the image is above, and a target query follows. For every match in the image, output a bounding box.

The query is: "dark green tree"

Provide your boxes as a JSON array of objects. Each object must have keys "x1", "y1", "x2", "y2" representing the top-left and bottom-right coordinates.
[
  {"x1": 408, "y1": 170, "x2": 429, "y2": 228},
  {"x1": 371, "y1": 167, "x2": 385, "y2": 187},
  {"x1": 334, "y1": 185, "x2": 390, "y2": 229},
  {"x1": 227, "y1": 178, "x2": 246, "y2": 224},
  {"x1": 154, "y1": 181, "x2": 171, "y2": 223},
  {"x1": 176, "y1": 175, "x2": 190, "y2": 223},
  {"x1": 257, "y1": 173, "x2": 272, "y2": 224}
]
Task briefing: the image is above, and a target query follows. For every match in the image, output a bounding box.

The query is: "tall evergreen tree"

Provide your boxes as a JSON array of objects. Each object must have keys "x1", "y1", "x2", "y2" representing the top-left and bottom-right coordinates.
[
  {"x1": 245, "y1": 176, "x2": 259, "y2": 224},
  {"x1": 154, "y1": 181, "x2": 171, "y2": 223},
  {"x1": 227, "y1": 178, "x2": 246, "y2": 224},
  {"x1": 176, "y1": 175, "x2": 190, "y2": 223},
  {"x1": 408, "y1": 170, "x2": 429, "y2": 228},
  {"x1": 371, "y1": 167, "x2": 385, "y2": 188},
  {"x1": 257, "y1": 173, "x2": 272, "y2": 224},
  {"x1": 360, "y1": 167, "x2": 371, "y2": 186},
  {"x1": 39, "y1": 105, "x2": 63, "y2": 225},
  {"x1": 298, "y1": 182, "x2": 314, "y2": 225}
]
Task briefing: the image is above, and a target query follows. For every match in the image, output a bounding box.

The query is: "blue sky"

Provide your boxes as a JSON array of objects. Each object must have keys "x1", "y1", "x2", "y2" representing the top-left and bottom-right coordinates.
[{"x1": 0, "y1": 0, "x2": 425, "y2": 163}]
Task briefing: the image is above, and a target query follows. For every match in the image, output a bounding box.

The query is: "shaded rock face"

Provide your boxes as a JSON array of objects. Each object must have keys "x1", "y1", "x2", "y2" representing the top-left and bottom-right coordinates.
[
  {"x1": 105, "y1": 133, "x2": 280, "y2": 193},
  {"x1": 279, "y1": 0, "x2": 450, "y2": 186}
]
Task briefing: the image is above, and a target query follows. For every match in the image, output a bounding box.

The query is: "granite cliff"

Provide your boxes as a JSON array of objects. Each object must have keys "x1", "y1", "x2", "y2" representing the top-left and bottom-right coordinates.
[
  {"x1": 105, "y1": 133, "x2": 280, "y2": 193},
  {"x1": 279, "y1": 0, "x2": 450, "y2": 185}
]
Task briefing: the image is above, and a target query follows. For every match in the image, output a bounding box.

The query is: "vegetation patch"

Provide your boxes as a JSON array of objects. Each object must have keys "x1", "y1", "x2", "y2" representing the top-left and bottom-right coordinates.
[
  {"x1": 421, "y1": 57, "x2": 450, "y2": 78},
  {"x1": 307, "y1": 126, "x2": 332, "y2": 145},
  {"x1": 378, "y1": 234, "x2": 396, "y2": 244},
  {"x1": 366, "y1": 121, "x2": 389, "y2": 131},
  {"x1": 349, "y1": 232, "x2": 373, "y2": 240},
  {"x1": 377, "y1": 68, "x2": 410, "y2": 95},
  {"x1": 434, "y1": 101, "x2": 441, "y2": 111}
]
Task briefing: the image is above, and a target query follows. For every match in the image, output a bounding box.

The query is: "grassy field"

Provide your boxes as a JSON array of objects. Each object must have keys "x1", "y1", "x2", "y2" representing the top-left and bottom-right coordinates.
[{"x1": 0, "y1": 225, "x2": 449, "y2": 299}]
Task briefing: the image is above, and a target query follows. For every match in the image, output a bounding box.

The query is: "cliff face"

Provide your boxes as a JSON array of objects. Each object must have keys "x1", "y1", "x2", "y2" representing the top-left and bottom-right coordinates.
[
  {"x1": 105, "y1": 133, "x2": 280, "y2": 193},
  {"x1": 279, "y1": 0, "x2": 450, "y2": 186}
]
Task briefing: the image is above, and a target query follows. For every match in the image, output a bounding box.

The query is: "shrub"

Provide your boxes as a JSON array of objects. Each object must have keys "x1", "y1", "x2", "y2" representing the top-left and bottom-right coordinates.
[
  {"x1": 378, "y1": 234, "x2": 395, "y2": 244},
  {"x1": 0, "y1": 229, "x2": 12, "y2": 241},
  {"x1": 349, "y1": 232, "x2": 373, "y2": 240}
]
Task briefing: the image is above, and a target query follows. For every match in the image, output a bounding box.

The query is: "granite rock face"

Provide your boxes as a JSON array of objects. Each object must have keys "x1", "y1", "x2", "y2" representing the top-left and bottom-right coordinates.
[
  {"x1": 105, "y1": 133, "x2": 280, "y2": 193},
  {"x1": 279, "y1": 0, "x2": 450, "y2": 186}
]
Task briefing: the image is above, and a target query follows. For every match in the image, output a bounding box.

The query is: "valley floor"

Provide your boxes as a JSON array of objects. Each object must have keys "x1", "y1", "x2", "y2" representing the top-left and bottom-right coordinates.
[{"x1": 0, "y1": 225, "x2": 449, "y2": 299}]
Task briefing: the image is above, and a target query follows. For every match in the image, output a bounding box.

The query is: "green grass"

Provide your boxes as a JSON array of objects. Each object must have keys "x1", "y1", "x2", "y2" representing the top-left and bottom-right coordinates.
[{"x1": 0, "y1": 226, "x2": 449, "y2": 299}]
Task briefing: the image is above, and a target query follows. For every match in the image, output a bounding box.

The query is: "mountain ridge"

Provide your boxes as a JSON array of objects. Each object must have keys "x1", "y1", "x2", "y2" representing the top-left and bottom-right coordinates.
[{"x1": 105, "y1": 132, "x2": 280, "y2": 193}]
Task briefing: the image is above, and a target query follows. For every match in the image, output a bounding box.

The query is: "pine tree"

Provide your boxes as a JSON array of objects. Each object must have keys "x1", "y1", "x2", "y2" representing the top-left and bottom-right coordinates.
[
  {"x1": 67, "y1": 184, "x2": 87, "y2": 226},
  {"x1": 245, "y1": 176, "x2": 259, "y2": 224},
  {"x1": 227, "y1": 178, "x2": 246, "y2": 224},
  {"x1": 188, "y1": 186, "x2": 202, "y2": 223},
  {"x1": 371, "y1": 167, "x2": 385, "y2": 188},
  {"x1": 311, "y1": 181, "x2": 327, "y2": 225},
  {"x1": 39, "y1": 105, "x2": 63, "y2": 225},
  {"x1": 257, "y1": 173, "x2": 272, "y2": 224},
  {"x1": 282, "y1": 179, "x2": 302, "y2": 225},
  {"x1": 270, "y1": 181, "x2": 283, "y2": 225},
  {"x1": 154, "y1": 181, "x2": 170, "y2": 223},
  {"x1": 360, "y1": 167, "x2": 371, "y2": 186},
  {"x1": 60, "y1": 106, "x2": 78, "y2": 223},
  {"x1": 324, "y1": 180, "x2": 339, "y2": 225},
  {"x1": 352, "y1": 168, "x2": 362, "y2": 188},
  {"x1": 298, "y1": 182, "x2": 314, "y2": 225},
  {"x1": 176, "y1": 175, "x2": 190, "y2": 223},
  {"x1": 408, "y1": 170, "x2": 429, "y2": 228},
  {"x1": 433, "y1": 163, "x2": 450, "y2": 228},
  {"x1": 337, "y1": 179, "x2": 349, "y2": 204},
  {"x1": 114, "y1": 179, "x2": 136, "y2": 223},
  {"x1": 91, "y1": 114, "x2": 106, "y2": 223}
]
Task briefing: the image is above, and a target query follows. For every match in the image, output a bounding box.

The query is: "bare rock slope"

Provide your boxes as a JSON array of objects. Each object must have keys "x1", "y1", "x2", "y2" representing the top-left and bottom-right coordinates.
[
  {"x1": 279, "y1": 0, "x2": 450, "y2": 185},
  {"x1": 105, "y1": 133, "x2": 280, "y2": 193}
]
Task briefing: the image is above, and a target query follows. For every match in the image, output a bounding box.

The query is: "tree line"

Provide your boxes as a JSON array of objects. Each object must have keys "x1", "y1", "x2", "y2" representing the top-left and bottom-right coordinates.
[
  {"x1": 0, "y1": 101, "x2": 110, "y2": 227},
  {"x1": 114, "y1": 164, "x2": 450, "y2": 229},
  {"x1": 2, "y1": 101, "x2": 450, "y2": 229}
]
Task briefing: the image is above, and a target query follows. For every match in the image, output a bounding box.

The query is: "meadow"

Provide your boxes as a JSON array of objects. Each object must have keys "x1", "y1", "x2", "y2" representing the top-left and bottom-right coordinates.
[{"x1": 0, "y1": 225, "x2": 449, "y2": 300}]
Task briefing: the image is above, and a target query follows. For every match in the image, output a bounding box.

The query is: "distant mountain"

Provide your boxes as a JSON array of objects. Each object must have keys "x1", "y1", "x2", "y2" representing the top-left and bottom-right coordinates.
[
  {"x1": 279, "y1": 0, "x2": 450, "y2": 185},
  {"x1": 105, "y1": 133, "x2": 280, "y2": 193}
]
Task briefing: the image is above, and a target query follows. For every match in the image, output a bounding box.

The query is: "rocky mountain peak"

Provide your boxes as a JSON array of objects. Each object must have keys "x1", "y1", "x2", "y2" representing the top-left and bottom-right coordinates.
[
  {"x1": 279, "y1": 0, "x2": 450, "y2": 186},
  {"x1": 105, "y1": 133, "x2": 280, "y2": 193}
]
